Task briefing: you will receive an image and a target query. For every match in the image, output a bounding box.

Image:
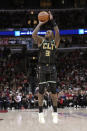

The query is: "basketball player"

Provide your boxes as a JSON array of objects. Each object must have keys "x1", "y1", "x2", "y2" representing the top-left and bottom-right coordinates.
[{"x1": 32, "y1": 11, "x2": 60, "y2": 124}]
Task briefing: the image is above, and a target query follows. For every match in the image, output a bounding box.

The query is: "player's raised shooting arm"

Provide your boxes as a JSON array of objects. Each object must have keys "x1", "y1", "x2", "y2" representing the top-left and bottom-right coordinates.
[
  {"x1": 32, "y1": 23, "x2": 43, "y2": 45},
  {"x1": 32, "y1": 21, "x2": 47, "y2": 45}
]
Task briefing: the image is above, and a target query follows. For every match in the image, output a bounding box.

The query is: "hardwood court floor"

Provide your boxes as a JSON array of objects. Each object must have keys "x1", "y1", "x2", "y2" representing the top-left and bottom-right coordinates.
[{"x1": 0, "y1": 107, "x2": 87, "y2": 131}]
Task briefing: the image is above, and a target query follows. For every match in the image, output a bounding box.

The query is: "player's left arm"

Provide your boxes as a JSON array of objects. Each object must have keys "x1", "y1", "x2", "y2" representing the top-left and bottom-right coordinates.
[
  {"x1": 49, "y1": 11, "x2": 60, "y2": 48},
  {"x1": 54, "y1": 25, "x2": 60, "y2": 48}
]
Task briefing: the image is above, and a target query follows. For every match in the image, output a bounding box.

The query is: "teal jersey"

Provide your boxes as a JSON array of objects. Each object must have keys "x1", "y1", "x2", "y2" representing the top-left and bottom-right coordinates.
[{"x1": 38, "y1": 39, "x2": 57, "y2": 64}]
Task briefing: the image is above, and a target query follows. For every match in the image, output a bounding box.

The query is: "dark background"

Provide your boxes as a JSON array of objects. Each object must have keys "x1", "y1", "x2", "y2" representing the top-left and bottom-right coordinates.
[
  {"x1": 0, "y1": 0, "x2": 87, "y2": 30},
  {"x1": 0, "y1": 0, "x2": 87, "y2": 9}
]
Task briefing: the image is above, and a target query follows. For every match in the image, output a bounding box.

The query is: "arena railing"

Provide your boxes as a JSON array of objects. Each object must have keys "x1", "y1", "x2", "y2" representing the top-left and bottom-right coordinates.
[
  {"x1": 0, "y1": 8, "x2": 84, "y2": 13},
  {"x1": 27, "y1": 47, "x2": 87, "y2": 51},
  {"x1": 6, "y1": 46, "x2": 87, "y2": 53}
]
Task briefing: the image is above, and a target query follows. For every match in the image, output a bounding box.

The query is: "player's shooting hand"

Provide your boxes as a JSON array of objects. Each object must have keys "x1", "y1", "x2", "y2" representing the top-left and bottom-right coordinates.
[{"x1": 39, "y1": 20, "x2": 48, "y2": 25}]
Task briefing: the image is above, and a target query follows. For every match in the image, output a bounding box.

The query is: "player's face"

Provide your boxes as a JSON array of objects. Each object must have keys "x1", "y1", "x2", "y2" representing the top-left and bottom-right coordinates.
[{"x1": 45, "y1": 30, "x2": 53, "y2": 39}]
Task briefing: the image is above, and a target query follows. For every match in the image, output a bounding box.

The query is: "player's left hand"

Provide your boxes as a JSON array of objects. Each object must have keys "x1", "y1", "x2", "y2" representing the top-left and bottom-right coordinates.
[{"x1": 48, "y1": 11, "x2": 53, "y2": 20}]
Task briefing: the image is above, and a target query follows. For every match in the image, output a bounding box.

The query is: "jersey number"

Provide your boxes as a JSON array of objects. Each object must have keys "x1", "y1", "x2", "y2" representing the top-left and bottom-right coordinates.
[{"x1": 45, "y1": 50, "x2": 50, "y2": 56}]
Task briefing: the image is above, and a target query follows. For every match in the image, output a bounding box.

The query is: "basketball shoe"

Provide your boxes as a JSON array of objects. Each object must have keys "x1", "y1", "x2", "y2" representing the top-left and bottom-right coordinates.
[
  {"x1": 52, "y1": 112, "x2": 58, "y2": 124},
  {"x1": 39, "y1": 112, "x2": 45, "y2": 124}
]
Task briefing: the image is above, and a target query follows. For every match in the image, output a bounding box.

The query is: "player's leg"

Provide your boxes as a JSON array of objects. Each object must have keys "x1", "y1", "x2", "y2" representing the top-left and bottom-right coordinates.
[
  {"x1": 50, "y1": 83, "x2": 58, "y2": 124},
  {"x1": 38, "y1": 66, "x2": 46, "y2": 123},
  {"x1": 38, "y1": 83, "x2": 46, "y2": 124},
  {"x1": 50, "y1": 90, "x2": 58, "y2": 112},
  {"x1": 38, "y1": 83, "x2": 46, "y2": 113},
  {"x1": 48, "y1": 66, "x2": 58, "y2": 123}
]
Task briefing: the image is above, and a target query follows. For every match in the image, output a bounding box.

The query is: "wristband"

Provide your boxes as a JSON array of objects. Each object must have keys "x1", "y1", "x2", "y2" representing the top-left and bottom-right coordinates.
[{"x1": 50, "y1": 20, "x2": 57, "y2": 27}]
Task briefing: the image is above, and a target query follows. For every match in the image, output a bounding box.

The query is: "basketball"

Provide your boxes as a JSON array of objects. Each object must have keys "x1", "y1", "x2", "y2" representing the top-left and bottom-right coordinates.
[{"x1": 38, "y1": 11, "x2": 49, "y2": 22}]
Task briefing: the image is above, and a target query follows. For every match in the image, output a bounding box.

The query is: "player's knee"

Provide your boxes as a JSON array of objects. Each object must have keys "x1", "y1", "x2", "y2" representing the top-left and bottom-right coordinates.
[
  {"x1": 51, "y1": 89, "x2": 56, "y2": 94},
  {"x1": 39, "y1": 89, "x2": 44, "y2": 94},
  {"x1": 50, "y1": 83, "x2": 57, "y2": 94},
  {"x1": 39, "y1": 84, "x2": 45, "y2": 94}
]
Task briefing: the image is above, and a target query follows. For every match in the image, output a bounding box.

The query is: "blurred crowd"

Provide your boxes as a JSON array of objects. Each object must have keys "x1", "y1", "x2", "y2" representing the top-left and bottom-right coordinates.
[{"x1": 0, "y1": 47, "x2": 87, "y2": 110}]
